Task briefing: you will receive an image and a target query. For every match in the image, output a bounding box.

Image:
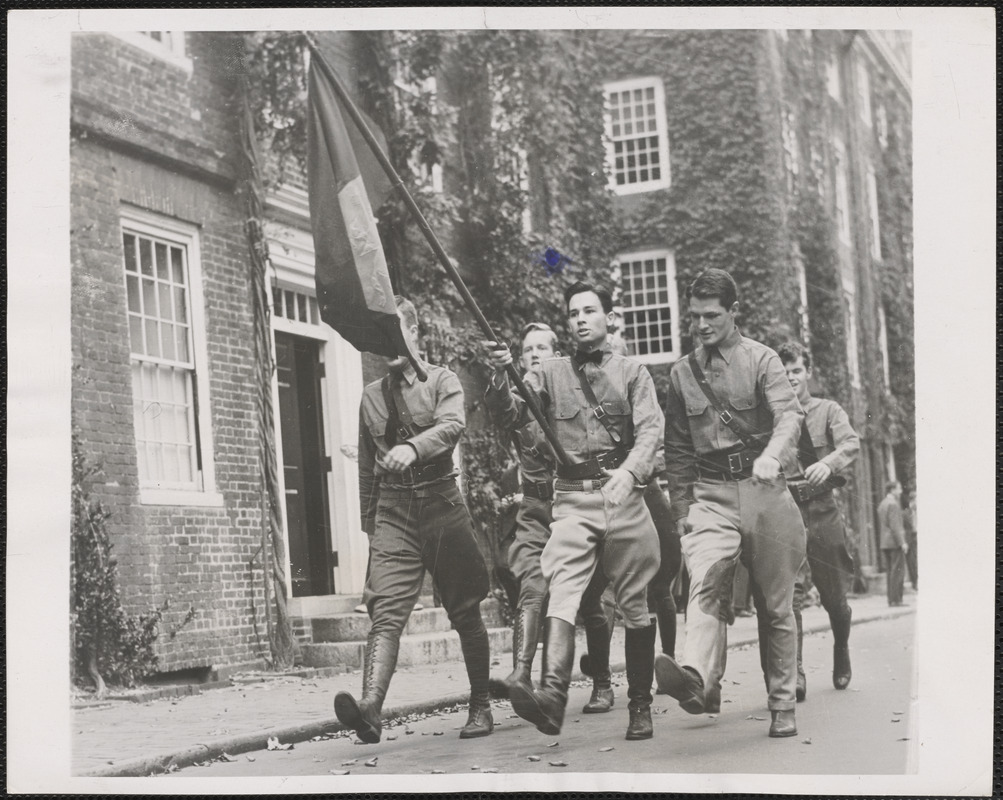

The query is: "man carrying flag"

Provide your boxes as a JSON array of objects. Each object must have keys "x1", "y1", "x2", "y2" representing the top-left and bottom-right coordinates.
[{"x1": 305, "y1": 50, "x2": 492, "y2": 742}]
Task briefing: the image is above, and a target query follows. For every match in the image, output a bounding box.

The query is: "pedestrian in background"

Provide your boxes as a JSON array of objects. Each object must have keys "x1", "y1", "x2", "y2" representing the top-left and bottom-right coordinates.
[
  {"x1": 658, "y1": 268, "x2": 806, "y2": 739},
  {"x1": 484, "y1": 281, "x2": 663, "y2": 741},
  {"x1": 335, "y1": 296, "x2": 493, "y2": 743},
  {"x1": 903, "y1": 489, "x2": 918, "y2": 590},
  {"x1": 878, "y1": 481, "x2": 908, "y2": 607}
]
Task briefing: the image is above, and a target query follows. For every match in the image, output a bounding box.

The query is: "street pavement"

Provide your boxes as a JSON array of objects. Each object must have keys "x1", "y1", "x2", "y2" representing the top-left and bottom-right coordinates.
[
  {"x1": 161, "y1": 612, "x2": 917, "y2": 777},
  {"x1": 72, "y1": 592, "x2": 915, "y2": 778}
]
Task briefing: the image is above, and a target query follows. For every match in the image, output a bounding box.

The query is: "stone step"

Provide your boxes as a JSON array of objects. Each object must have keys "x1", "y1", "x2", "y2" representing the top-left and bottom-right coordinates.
[
  {"x1": 309, "y1": 597, "x2": 508, "y2": 644},
  {"x1": 301, "y1": 626, "x2": 513, "y2": 670}
]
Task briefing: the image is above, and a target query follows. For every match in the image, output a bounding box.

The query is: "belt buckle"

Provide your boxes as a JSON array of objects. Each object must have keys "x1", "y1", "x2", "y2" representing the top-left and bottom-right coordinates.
[
  {"x1": 720, "y1": 410, "x2": 734, "y2": 425},
  {"x1": 798, "y1": 484, "x2": 812, "y2": 503},
  {"x1": 593, "y1": 405, "x2": 607, "y2": 421},
  {"x1": 727, "y1": 452, "x2": 744, "y2": 473}
]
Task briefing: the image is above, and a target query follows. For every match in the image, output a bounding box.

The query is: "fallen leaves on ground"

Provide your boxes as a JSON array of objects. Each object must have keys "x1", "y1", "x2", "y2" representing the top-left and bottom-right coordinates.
[
  {"x1": 527, "y1": 755, "x2": 541, "y2": 762},
  {"x1": 546, "y1": 741, "x2": 559, "y2": 747},
  {"x1": 745, "y1": 715, "x2": 766, "y2": 721},
  {"x1": 245, "y1": 755, "x2": 255, "y2": 763},
  {"x1": 890, "y1": 719, "x2": 901, "y2": 723},
  {"x1": 482, "y1": 768, "x2": 498, "y2": 773},
  {"x1": 386, "y1": 734, "x2": 397, "y2": 741},
  {"x1": 329, "y1": 769, "x2": 350, "y2": 775},
  {"x1": 218, "y1": 753, "x2": 238, "y2": 762},
  {"x1": 432, "y1": 731, "x2": 444, "y2": 736},
  {"x1": 599, "y1": 746, "x2": 614, "y2": 752},
  {"x1": 802, "y1": 738, "x2": 812, "y2": 745},
  {"x1": 549, "y1": 760, "x2": 568, "y2": 767},
  {"x1": 364, "y1": 756, "x2": 378, "y2": 767},
  {"x1": 340, "y1": 759, "x2": 358, "y2": 766},
  {"x1": 431, "y1": 769, "x2": 445, "y2": 774},
  {"x1": 266, "y1": 737, "x2": 293, "y2": 751}
]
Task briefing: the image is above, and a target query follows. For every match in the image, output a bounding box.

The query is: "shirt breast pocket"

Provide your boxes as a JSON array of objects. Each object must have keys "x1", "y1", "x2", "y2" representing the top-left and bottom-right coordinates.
[
  {"x1": 410, "y1": 411, "x2": 435, "y2": 431},
  {"x1": 728, "y1": 390, "x2": 760, "y2": 413},
  {"x1": 553, "y1": 392, "x2": 587, "y2": 450},
  {"x1": 368, "y1": 420, "x2": 388, "y2": 441}
]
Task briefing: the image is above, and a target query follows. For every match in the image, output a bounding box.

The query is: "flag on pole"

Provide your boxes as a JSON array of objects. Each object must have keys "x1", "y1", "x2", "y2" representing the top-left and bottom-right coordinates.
[{"x1": 306, "y1": 56, "x2": 403, "y2": 357}]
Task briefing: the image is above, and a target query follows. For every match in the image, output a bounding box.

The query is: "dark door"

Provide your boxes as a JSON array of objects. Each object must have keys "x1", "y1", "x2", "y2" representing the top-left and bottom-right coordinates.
[{"x1": 275, "y1": 332, "x2": 333, "y2": 597}]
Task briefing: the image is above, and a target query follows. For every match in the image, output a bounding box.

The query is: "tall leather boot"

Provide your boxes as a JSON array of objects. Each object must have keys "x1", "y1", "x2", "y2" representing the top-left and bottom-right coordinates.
[
  {"x1": 795, "y1": 606, "x2": 806, "y2": 702},
  {"x1": 831, "y1": 604, "x2": 852, "y2": 690},
  {"x1": 490, "y1": 604, "x2": 541, "y2": 699},
  {"x1": 655, "y1": 595, "x2": 677, "y2": 658},
  {"x1": 581, "y1": 617, "x2": 614, "y2": 714},
  {"x1": 458, "y1": 623, "x2": 494, "y2": 738},
  {"x1": 624, "y1": 623, "x2": 656, "y2": 740},
  {"x1": 757, "y1": 612, "x2": 770, "y2": 693},
  {"x1": 334, "y1": 630, "x2": 399, "y2": 744},
  {"x1": 509, "y1": 617, "x2": 575, "y2": 735}
]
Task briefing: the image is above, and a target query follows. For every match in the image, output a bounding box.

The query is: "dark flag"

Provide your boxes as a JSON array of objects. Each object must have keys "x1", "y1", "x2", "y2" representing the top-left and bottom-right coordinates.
[{"x1": 306, "y1": 56, "x2": 404, "y2": 357}]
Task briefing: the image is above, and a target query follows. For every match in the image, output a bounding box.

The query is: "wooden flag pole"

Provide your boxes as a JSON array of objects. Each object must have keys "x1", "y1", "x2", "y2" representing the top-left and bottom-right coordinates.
[{"x1": 304, "y1": 33, "x2": 572, "y2": 466}]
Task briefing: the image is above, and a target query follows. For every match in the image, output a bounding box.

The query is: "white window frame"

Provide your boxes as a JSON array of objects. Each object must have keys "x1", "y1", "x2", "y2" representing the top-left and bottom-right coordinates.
[
  {"x1": 826, "y1": 53, "x2": 842, "y2": 101},
  {"x1": 612, "y1": 249, "x2": 681, "y2": 365},
  {"x1": 780, "y1": 106, "x2": 800, "y2": 193},
  {"x1": 833, "y1": 136, "x2": 851, "y2": 246},
  {"x1": 795, "y1": 254, "x2": 811, "y2": 344},
  {"x1": 109, "y1": 32, "x2": 192, "y2": 75},
  {"x1": 603, "y1": 77, "x2": 671, "y2": 195},
  {"x1": 856, "y1": 60, "x2": 873, "y2": 127},
  {"x1": 877, "y1": 304, "x2": 891, "y2": 388},
  {"x1": 866, "y1": 165, "x2": 882, "y2": 260},
  {"x1": 876, "y1": 104, "x2": 889, "y2": 149},
  {"x1": 120, "y1": 206, "x2": 221, "y2": 507},
  {"x1": 844, "y1": 289, "x2": 862, "y2": 389}
]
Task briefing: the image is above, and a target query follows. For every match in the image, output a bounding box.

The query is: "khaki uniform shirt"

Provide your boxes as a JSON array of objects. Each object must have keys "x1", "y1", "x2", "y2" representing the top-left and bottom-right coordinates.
[
  {"x1": 484, "y1": 371, "x2": 555, "y2": 485},
  {"x1": 790, "y1": 396, "x2": 860, "y2": 480},
  {"x1": 664, "y1": 328, "x2": 803, "y2": 521},
  {"x1": 491, "y1": 346, "x2": 665, "y2": 486},
  {"x1": 358, "y1": 362, "x2": 464, "y2": 532}
]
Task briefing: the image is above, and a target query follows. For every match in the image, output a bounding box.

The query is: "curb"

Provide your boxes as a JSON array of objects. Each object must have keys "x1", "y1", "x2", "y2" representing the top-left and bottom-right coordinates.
[{"x1": 78, "y1": 604, "x2": 915, "y2": 777}]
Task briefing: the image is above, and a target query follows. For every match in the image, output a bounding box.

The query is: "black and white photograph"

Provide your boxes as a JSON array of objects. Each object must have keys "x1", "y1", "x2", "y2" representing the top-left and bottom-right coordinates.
[{"x1": 6, "y1": 6, "x2": 996, "y2": 796}]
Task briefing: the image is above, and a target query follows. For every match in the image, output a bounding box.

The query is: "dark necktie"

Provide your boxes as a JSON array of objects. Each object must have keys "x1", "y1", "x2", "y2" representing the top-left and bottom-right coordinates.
[
  {"x1": 384, "y1": 373, "x2": 402, "y2": 447},
  {"x1": 574, "y1": 349, "x2": 604, "y2": 368},
  {"x1": 705, "y1": 346, "x2": 720, "y2": 368}
]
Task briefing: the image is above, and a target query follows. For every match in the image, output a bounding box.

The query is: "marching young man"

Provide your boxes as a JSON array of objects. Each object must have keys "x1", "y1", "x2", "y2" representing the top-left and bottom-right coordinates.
[
  {"x1": 658, "y1": 268, "x2": 807, "y2": 738},
  {"x1": 481, "y1": 323, "x2": 616, "y2": 715},
  {"x1": 484, "y1": 281, "x2": 663, "y2": 741},
  {"x1": 770, "y1": 341, "x2": 860, "y2": 699},
  {"x1": 334, "y1": 297, "x2": 493, "y2": 743}
]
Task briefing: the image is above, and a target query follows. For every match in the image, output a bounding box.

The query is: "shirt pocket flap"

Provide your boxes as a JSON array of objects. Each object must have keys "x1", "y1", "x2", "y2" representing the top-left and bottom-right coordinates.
[
  {"x1": 554, "y1": 392, "x2": 584, "y2": 420},
  {"x1": 729, "y1": 392, "x2": 760, "y2": 411},
  {"x1": 685, "y1": 398, "x2": 709, "y2": 417},
  {"x1": 368, "y1": 420, "x2": 388, "y2": 439},
  {"x1": 410, "y1": 411, "x2": 435, "y2": 429}
]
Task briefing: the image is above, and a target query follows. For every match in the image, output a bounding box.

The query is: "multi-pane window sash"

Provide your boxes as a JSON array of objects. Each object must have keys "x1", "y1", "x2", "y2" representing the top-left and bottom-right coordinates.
[
  {"x1": 272, "y1": 284, "x2": 320, "y2": 325},
  {"x1": 617, "y1": 252, "x2": 679, "y2": 363},
  {"x1": 123, "y1": 229, "x2": 200, "y2": 490},
  {"x1": 605, "y1": 78, "x2": 670, "y2": 194}
]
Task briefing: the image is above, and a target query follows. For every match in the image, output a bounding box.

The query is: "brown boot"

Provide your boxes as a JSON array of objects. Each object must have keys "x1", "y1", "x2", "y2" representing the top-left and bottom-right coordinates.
[
  {"x1": 581, "y1": 616, "x2": 614, "y2": 713},
  {"x1": 831, "y1": 605, "x2": 853, "y2": 690},
  {"x1": 334, "y1": 630, "x2": 398, "y2": 743},
  {"x1": 624, "y1": 623, "x2": 656, "y2": 740},
  {"x1": 509, "y1": 617, "x2": 575, "y2": 735},
  {"x1": 492, "y1": 604, "x2": 541, "y2": 699},
  {"x1": 458, "y1": 620, "x2": 493, "y2": 738}
]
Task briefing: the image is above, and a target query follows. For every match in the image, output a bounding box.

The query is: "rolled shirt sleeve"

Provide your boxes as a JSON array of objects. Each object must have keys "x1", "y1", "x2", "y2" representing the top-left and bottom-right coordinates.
[
  {"x1": 819, "y1": 402, "x2": 860, "y2": 475},
  {"x1": 758, "y1": 351, "x2": 805, "y2": 470},
  {"x1": 621, "y1": 365, "x2": 665, "y2": 485},
  {"x1": 664, "y1": 374, "x2": 698, "y2": 522}
]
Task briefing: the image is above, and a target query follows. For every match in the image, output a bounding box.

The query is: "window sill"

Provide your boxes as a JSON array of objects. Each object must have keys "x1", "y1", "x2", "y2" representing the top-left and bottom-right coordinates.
[
  {"x1": 140, "y1": 488, "x2": 225, "y2": 507},
  {"x1": 611, "y1": 179, "x2": 671, "y2": 197}
]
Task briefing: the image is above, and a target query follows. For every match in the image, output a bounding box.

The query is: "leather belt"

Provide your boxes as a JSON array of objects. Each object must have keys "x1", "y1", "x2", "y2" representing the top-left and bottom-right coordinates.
[
  {"x1": 522, "y1": 479, "x2": 554, "y2": 501},
  {"x1": 788, "y1": 480, "x2": 833, "y2": 504},
  {"x1": 556, "y1": 448, "x2": 628, "y2": 480},
  {"x1": 385, "y1": 457, "x2": 455, "y2": 487},
  {"x1": 554, "y1": 476, "x2": 611, "y2": 493},
  {"x1": 696, "y1": 447, "x2": 763, "y2": 482}
]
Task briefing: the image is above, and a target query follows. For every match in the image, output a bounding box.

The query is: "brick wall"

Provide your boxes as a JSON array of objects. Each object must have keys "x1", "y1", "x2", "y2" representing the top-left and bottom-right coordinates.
[{"x1": 71, "y1": 31, "x2": 271, "y2": 673}]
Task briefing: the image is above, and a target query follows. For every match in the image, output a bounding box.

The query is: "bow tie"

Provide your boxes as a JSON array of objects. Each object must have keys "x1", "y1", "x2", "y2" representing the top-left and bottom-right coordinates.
[{"x1": 574, "y1": 349, "x2": 604, "y2": 367}]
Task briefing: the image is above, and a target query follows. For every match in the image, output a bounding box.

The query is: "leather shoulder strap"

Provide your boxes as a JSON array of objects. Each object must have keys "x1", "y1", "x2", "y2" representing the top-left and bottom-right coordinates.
[
  {"x1": 687, "y1": 351, "x2": 764, "y2": 450},
  {"x1": 571, "y1": 360, "x2": 623, "y2": 445},
  {"x1": 381, "y1": 374, "x2": 417, "y2": 442}
]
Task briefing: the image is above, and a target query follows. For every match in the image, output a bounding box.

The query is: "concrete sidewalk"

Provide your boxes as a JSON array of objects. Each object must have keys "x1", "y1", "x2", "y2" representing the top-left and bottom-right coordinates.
[{"x1": 73, "y1": 592, "x2": 916, "y2": 777}]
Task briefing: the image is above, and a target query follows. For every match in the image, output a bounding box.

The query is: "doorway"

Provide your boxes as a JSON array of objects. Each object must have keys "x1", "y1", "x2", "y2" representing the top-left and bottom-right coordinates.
[{"x1": 275, "y1": 331, "x2": 333, "y2": 597}]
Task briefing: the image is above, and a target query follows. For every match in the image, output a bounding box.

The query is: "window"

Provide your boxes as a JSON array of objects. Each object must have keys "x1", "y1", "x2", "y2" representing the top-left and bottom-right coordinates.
[
  {"x1": 273, "y1": 285, "x2": 320, "y2": 326},
  {"x1": 613, "y1": 250, "x2": 680, "y2": 363},
  {"x1": 110, "y1": 31, "x2": 192, "y2": 74},
  {"x1": 780, "y1": 106, "x2": 800, "y2": 193},
  {"x1": 877, "y1": 304, "x2": 891, "y2": 387},
  {"x1": 121, "y1": 208, "x2": 219, "y2": 506},
  {"x1": 794, "y1": 252, "x2": 811, "y2": 344},
  {"x1": 866, "y1": 166, "x2": 882, "y2": 260},
  {"x1": 844, "y1": 289, "x2": 861, "y2": 388},
  {"x1": 826, "y1": 53, "x2": 842, "y2": 101},
  {"x1": 876, "y1": 104, "x2": 889, "y2": 149},
  {"x1": 833, "y1": 136, "x2": 851, "y2": 245},
  {"x1": 856, "y1": 60, "x2": 872, "y2": 127},
  {"x1": 604, "y1": 77, "x2": 671, "y2": 195}
]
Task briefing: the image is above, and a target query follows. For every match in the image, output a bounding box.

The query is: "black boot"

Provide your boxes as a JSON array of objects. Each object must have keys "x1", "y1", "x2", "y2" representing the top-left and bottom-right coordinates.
[
  {"x1": 655, "y1": 595, "x2": 677, "y2": 658},
  {"x1": 491, "y1": 604, "x2": 541, "y2": 699},
  {"x1": 831, "y1": 605, "x2": 852, "y2": 690},
  {"x1": 334, "y1": 630, "x2": 398, "y2": 743},
  {"x1": 458, "y1": 621, "x2": 494, "y2": 738},
  {"x1": 581, "y1": 617, "x2": 614, "y2": 713},
  {"x1": 795, "y1": 606, "x2": 806, "y2": 702},
  {"x1": 757, "y1": 611, "x2": 771, "y2": 693},
  {"x1": 624, "y1": 623, "x2": 656, "y2": 740},
  {"x1": 579, "y1": 615, "x2": 614, "y2": 678},
  {"x1": 509, "y1": 617, "x2": 575, "y2": 735}
]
